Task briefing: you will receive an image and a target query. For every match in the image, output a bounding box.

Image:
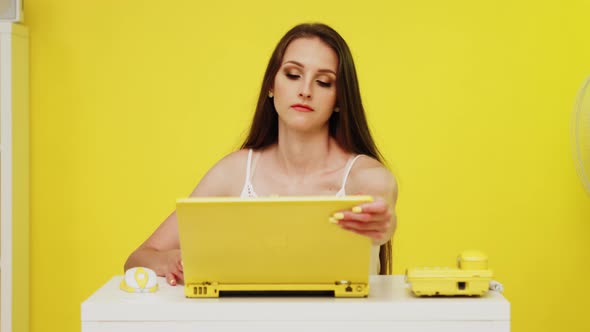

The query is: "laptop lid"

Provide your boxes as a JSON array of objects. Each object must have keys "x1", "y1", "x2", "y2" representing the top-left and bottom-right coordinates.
[{"x1": 176, "y1": 196, "x2": 373, "y2": 291}]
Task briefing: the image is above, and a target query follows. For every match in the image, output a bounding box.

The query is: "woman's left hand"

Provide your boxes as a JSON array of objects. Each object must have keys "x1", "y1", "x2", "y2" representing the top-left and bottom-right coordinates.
[{"x1": 330, "y1": 196, "x2": 396, "y2": 245}]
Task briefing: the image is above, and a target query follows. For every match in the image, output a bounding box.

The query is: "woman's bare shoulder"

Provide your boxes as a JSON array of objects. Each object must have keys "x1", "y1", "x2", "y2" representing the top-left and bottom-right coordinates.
[
  {"x1": 189, "y1": 149, "x2": 251, "y2": 197},
  {"x1": 348, "y1": 156, "x2": 398, "y2": 200},
  {"x1": 217, "y1": 149, "x2": 251, "y2": 167}
]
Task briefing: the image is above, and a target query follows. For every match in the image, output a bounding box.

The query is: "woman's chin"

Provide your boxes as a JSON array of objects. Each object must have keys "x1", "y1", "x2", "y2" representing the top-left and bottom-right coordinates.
[{"x1": 280, "y1": 115, "x2": 330, "y2": 133}]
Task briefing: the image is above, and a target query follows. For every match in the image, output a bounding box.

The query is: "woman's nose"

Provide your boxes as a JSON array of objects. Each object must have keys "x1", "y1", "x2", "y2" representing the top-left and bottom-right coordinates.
[
  {"x1": 299, "y1": 86, "x2": 312, "y2": 99},
  {"x1": 298, "y1": 91, "x2": 311, "y2": 98}
]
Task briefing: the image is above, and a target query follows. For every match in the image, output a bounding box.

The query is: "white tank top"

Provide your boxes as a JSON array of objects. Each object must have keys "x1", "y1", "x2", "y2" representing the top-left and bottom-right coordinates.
[
  {"x1": 239, "y1": 149, "x2": 381, "y2": 274},
  {"x1": 240, "y1": 149, "x2": 362, "y2": 198}
]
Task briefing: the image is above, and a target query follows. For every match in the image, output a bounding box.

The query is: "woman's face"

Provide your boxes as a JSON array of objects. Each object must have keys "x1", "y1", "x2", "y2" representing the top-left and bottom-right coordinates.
[{"x1": 272, "y1": 37, "x2": 338, "y2": 133}]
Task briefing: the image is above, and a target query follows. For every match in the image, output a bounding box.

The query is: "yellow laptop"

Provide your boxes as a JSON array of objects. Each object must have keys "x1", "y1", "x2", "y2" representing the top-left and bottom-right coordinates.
[{"x1": 176, "y1": 195, "x2": 373, "y2": 298}]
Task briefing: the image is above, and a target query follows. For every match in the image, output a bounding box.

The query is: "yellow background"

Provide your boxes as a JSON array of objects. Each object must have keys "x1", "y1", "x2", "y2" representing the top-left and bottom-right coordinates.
[{"x1": 24, "y1": 0, "x2": 590, "y2": 331}]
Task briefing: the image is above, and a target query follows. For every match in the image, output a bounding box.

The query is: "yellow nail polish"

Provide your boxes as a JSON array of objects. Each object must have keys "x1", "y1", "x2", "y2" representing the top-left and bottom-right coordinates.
[
  {"x1": 352, "y1": 206, "x2": 363, "y2": 213},
  {"x1": 333, "y1": 212, "x2": 344, "y2": 220},
  {"x1": 328, "y1": 217, "x2": 339, "y2": 224}
]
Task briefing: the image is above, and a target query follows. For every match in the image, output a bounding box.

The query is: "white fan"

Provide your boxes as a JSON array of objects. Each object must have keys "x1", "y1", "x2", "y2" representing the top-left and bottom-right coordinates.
[{"x1": 572, "y1": 75, "x2": 590, "y2": 195}]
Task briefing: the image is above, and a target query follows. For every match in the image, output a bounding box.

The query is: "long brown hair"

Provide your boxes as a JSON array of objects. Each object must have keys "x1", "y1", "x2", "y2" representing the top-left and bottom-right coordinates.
[{"x1": 241, "y1": 23, "x2": 392, "y2": 275}]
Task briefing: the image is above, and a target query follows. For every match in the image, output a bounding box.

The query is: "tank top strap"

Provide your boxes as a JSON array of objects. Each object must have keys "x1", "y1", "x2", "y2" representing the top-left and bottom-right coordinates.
[
  {"x1": 337, "y1": 154, "x2": 363, "y2": 196},
  {"x1": 240, "y1": 149, "x2": 253, "y2": 197},
  {"x1": 245, "y1": 149, "x2": 253, "y2": 183}
]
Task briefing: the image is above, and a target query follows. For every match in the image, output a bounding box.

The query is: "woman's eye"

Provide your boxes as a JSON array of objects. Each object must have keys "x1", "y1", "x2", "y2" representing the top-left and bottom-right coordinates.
[
  {"x1": 286, "y1": 73, "x2": 300, "y2": 80},
  {"x1": 317, "y1": 80, "x2": 332, "y2": 88}
]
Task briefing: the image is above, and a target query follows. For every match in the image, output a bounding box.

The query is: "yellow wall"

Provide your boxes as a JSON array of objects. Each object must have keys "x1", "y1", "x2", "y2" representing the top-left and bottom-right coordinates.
[
  {"x1": 12, "y1": 23, "x2": 30, "y2": 332},
  {"x1": 25, "y1": 1, "x2": 590, "y2": 331}
]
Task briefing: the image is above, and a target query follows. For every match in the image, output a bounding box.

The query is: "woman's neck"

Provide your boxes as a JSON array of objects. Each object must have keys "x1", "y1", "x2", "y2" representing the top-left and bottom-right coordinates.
[{"x1": 274, "y1": 128, "x2": 338, "y2": 177}]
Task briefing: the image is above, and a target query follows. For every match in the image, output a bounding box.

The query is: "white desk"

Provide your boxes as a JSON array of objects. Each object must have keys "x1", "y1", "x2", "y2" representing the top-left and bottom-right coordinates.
[{"x1": 81, "y1": 275, "x2": 510, "y2": 332}]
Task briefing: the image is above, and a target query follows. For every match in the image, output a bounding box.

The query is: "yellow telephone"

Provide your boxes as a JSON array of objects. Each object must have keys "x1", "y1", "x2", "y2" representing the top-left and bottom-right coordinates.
[{"x1": 405, "y1": 250, "x2": 493, "y2": 296}]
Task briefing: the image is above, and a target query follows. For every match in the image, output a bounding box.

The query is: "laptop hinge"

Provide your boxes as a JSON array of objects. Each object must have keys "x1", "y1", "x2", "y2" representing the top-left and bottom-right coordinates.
[{"x1": 185, "y1": 281, "x2": 369, "y2": 298}]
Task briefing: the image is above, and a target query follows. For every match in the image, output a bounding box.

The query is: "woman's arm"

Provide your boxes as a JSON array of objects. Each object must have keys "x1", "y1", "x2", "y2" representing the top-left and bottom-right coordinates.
[
  {"x1": 123, "y1": 211, "x2": 184, "y2": 284},
  {"x1": 123, "y1": 149, "x2": 249, "y2": 285},
  {"x1": 335, "y1": 157, "x2": 398, "y2": 246}
]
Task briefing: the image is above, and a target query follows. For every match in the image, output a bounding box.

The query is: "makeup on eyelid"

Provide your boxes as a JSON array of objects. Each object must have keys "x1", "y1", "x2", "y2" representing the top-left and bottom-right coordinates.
[{"x1": 283, "y1": 71, "x2": 333, "y2": 88}]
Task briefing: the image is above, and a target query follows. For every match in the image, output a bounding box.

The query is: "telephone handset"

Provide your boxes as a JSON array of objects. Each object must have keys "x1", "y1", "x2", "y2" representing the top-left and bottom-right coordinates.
[{"x1": 405, "y1": 250, "x2": 493, "y2": 296}]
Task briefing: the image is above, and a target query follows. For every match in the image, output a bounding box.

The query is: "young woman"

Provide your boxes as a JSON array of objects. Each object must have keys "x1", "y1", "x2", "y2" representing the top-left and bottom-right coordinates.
[{"x1": 125, "y1": 23, "x2": 398, "y2": 285}]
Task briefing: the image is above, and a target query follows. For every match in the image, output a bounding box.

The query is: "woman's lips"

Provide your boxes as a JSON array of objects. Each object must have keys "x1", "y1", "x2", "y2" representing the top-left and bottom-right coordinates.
[{"x1": 291, "y1": 104, "x2": 314, "y2": 112}]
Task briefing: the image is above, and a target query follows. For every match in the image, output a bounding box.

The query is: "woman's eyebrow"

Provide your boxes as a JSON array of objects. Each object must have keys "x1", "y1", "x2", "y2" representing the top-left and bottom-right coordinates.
[{"x1": 283, "y1": 60, "x2": 337, "y2": 76}]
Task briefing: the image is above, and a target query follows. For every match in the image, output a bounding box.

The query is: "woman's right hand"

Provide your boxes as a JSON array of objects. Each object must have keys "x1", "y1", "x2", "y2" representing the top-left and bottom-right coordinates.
[{"x1": 159, "y1": 249, "x2": 184, "y2": 286}]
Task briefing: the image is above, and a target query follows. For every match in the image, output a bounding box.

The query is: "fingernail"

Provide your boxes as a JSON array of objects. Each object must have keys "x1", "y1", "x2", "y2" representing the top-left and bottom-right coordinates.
[
  {"x1": 352, "y1": 206, "x2": 363, "y2": 213},
  {"x1": 170, "y1": 279, "x2": 176, "y2": 285},
  {"x1": 328, "y1": 217, "x2": 339, "y2": 224},
  {"x1": 333, "y1": 212, "x2": 344, "y2": 220}
]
